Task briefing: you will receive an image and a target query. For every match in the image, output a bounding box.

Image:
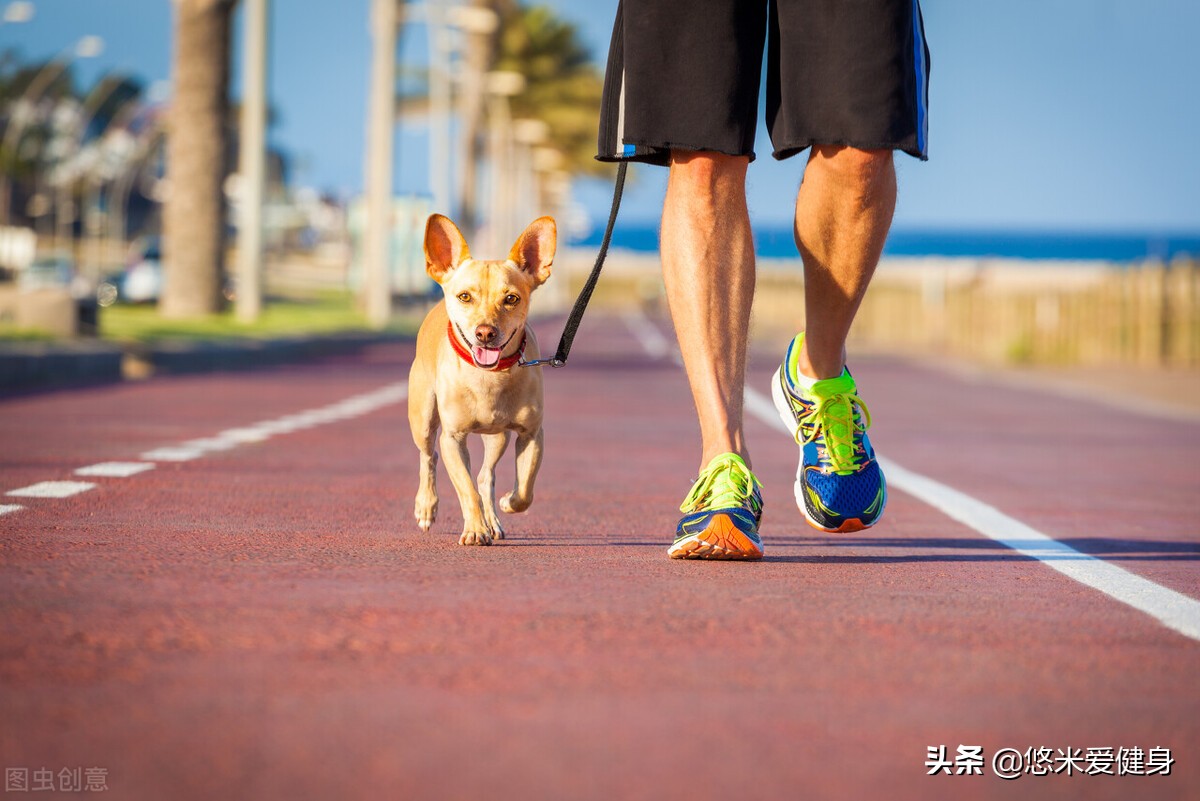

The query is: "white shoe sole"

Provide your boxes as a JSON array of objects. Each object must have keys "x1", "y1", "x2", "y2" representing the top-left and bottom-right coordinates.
[{"x1": 770, "y1": 365, "x2": 813, "y2": 520}]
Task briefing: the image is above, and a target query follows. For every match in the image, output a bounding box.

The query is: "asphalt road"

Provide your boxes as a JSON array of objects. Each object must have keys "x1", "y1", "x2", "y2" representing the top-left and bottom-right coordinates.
[{"x1": 1, "y1": 313, "x2": 1197, "y2": 800}]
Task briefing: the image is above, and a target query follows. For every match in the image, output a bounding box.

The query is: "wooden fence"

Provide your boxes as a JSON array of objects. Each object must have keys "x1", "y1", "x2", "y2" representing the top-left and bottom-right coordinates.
[
  {"x1": 556, "y1": 250, "x2": 1200, "y2": 368},
  {"x1": 754, "y1": 257, "x2": 1199, "y2": 367}
]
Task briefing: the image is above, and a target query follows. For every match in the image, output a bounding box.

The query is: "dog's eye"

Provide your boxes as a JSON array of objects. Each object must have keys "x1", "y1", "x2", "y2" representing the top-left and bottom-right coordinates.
[
  {"x1": 457, "y1": 292, "x2": 472, "y2": 303},
  {"x1": 504, "y1": 294, "x2": 520, "y2": 306}
]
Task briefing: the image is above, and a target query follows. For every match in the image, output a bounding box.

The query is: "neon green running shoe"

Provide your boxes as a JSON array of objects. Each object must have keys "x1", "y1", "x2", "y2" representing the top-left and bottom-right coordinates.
[
  {"x1": 771, "y1": 332, "x2": 887, "y2": 533},
  {"x1": 669, "y1": 453, "x2": 765, "y2": 560}
]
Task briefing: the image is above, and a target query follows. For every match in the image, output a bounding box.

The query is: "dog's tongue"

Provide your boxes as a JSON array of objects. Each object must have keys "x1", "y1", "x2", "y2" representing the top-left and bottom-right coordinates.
[{"x1": 473, "y1": 345, "x2": 502, "y2": 367}]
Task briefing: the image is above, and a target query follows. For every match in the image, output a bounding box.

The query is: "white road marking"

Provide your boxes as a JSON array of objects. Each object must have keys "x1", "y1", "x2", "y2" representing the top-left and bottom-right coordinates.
[
  {"x1": 622, "y1": 311, "x2": 672, "y2": 359},
  {"x1": 2, "y1": 381, "x2": 411, "y2": 520},
  {"x1": 180, "y1": 437, "x2": 241, "y2": 453},
  {"x1": 217, "y1": 427, "x2": 271, "y2": 444},
  {"x1": 876, "y1": 456, "x2": 1200, "y2": 643},
  {"x1": 140, "y1": 446, "x2": 207, "y2": 462},
  {"x1": 624, "y1": 310, "x2": 1200, "y2": 643},
  {"x1": 0, "y1": 504, "x2": 24, "y2": 516},
  {"x1": 75, "y1": 462, "x2": 156, "y2": 478},
  {"x1": 7, "y1": 481, "x2": 96, "y2": 499}
]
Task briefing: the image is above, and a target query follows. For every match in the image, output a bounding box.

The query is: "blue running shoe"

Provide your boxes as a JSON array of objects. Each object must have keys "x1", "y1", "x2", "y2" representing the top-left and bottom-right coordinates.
[
  {"x1": 770, "y1": 333, "x2": 886, "y2": 532},
  {"x1": 669, "y1": 453, "x2": 764, "y2": 560}
]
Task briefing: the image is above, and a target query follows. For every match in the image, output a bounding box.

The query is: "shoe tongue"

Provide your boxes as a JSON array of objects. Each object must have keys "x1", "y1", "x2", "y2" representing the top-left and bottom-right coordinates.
[
  {"x1": 473, "y1": 345, "x2": 501, "y2": 367},
  {"x1": 809, "y1": 373, "x2": 856, "y2": 398}
]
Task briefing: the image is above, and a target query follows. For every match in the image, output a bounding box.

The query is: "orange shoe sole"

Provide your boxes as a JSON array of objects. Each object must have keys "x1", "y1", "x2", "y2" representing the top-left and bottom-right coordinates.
[{"x1": 668, "y1": 514, "x2": 764, "y2": 561}]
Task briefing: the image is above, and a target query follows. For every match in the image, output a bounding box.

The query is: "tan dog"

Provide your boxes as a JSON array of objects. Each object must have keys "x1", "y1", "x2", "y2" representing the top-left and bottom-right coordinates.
[{"x1": 408, "y1": 214, "x2": 555, "y2": 545}]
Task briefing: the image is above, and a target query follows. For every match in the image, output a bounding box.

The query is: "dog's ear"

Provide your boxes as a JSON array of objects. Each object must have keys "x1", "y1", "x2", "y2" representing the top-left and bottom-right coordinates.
[
  {"x1": 508, "y1": 216, "x2": 556, "y2": 286},
  {"x1": 424, "y1": 214, "x2": 471, "y2": 283}
]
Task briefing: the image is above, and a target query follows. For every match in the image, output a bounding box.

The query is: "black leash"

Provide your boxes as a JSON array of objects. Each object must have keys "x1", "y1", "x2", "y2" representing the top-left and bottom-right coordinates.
[{"x1": 520, "y1": 161, "x2": 627, "y2": 369}]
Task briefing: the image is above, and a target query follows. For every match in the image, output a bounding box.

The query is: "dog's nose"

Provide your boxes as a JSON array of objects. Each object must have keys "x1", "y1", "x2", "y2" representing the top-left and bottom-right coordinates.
[{"x1": 475, "y1": 325, "x2": 498, "y2": 345}]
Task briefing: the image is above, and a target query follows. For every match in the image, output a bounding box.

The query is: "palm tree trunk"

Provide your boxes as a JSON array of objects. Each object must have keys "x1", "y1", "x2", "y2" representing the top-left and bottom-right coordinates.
[{"x1": 161, "y1": 0, "x2": 234, "y2": 318}]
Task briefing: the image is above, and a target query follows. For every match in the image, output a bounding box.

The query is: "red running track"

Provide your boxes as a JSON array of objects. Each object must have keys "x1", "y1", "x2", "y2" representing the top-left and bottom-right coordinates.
[{"x1": 0, "y1": 313, "x2": 1197, "y2": 800}]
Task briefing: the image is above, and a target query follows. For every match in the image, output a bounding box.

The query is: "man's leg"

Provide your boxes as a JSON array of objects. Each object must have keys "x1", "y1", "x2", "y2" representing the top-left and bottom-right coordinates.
[
  {"x1": 660, "y1": 150, "x2": 756, "y2": 471},
  {"x1": 770, "y1": 144, "x2": 895, "y2": 533},
  {"x1": 793, "y1": 145, "x2": 897, "y2": 380},
  {"x1": 661, "y1": 150, "x2": 764, "y2": 560}
]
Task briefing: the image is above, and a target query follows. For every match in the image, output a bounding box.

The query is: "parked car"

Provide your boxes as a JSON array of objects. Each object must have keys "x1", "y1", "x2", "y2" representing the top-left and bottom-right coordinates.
[
  {"x1": 18, "y1": 253, "x2": 74, "y2": 292},
  {"x1": 96, "y1": 237, "x2": 162, "y2": 306},
  {"x1": 16, "y1": 252, "x2": 100, "y2": 336},
  {"x1": 95, "y1": 237, "x2": 235, "y2": 307},
  {"x1": 123, "y1": 236, "x2": 163, "y2": 303}
]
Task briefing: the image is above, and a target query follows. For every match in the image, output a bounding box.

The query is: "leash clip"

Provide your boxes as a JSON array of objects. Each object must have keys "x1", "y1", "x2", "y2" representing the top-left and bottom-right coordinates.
[{"x1": 518, "y1": 356, "x2": 565, "y2": 369}]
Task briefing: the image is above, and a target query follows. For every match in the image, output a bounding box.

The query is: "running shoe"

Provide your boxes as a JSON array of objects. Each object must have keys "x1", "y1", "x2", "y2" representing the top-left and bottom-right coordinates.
[
  {"x1": 669, "y1": 452, "x2": 764, "y2": 560},
  {"x1": 771, "y1": 333, "x2": 886, "y2": 533}
]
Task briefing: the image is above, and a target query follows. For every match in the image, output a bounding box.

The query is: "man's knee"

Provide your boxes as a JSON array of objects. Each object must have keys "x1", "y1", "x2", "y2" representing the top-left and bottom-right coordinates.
[
  {"x1": 668, "y1": 149, "x2": 749, "y2": 190},
  {"x1": 809, "y1": 145, "x2": 895, "y2": 190}
]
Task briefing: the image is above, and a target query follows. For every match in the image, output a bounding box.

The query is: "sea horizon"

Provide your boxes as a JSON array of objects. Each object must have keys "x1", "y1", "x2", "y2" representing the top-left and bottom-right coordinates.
[{"x1": 571, "y1": 224, "x2": 1200, "y2": 263}]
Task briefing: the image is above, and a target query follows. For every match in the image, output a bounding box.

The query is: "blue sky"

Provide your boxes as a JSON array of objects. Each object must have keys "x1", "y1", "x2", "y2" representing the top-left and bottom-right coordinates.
[{"x1": 4, "y1": 0, "x2": 1199, "y2": 234}]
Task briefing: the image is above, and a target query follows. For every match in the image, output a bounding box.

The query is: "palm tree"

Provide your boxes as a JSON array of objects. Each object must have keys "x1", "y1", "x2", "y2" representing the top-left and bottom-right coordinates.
[
  {"x1": 495, "y1": 4, "x2": 604, "y2": 177},
  {"x1": 451, "y1": 1, "x2": 603, "y2": 237},
  {"x1": 160, "y1": 0, "x2": 235, "y2": 318}
]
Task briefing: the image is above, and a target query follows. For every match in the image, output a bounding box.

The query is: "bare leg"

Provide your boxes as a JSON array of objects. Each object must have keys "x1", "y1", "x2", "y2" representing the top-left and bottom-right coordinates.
[
  {"x1": 478, "y1": 432, "x2": 510, "y2": 539},
  {"x1": 660, "y1": 150, "x2": 756, "y2": 471},
  {"x1": 793, "y1": 145, "x2": 897, "y2": 380}
]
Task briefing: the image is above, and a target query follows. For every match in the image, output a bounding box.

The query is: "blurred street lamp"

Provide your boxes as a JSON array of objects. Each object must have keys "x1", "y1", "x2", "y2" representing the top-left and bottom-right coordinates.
[
  {"x1": 236, "y1": 0, "x2": 269, "y2": 323},
  {"x1": 404, "y1": 2, "x2": 498, "y2": 222},
  {"x1": 362, "y1": 0, "x2": 399, "y2": 329},
  {"x1": 483, "y1": 70, "x2": 524, "y2": 256},
  {"x1": 0, "y1": 35, "x2": 105, "y2": 225}
]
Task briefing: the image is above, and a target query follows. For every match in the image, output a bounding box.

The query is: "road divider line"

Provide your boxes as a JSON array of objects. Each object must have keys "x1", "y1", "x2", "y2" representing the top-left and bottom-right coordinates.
[
  {"x1": 2, "y1": 382, "x2": 410, "y2": 520},
  {"x1": 875, "y1": 456, "x2": 1200, "y2": 642},
  {"x1": 7, "y1": 481, "x2": 97, "y2": 499},
  {"x1": 140, "y1": 446, "x2": 207, "y2": 462},
  {"x1": 623, "y1": 311, "x2": 1200, "y2": 643},
  {"x1": 75, "y1": 462, "x2": 156, "y2": 478}
]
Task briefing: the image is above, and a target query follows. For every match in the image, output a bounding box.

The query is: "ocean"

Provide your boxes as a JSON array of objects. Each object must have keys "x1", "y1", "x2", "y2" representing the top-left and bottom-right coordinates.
[{"x1": 572, "y1": 225, "x2": 1200, "y2": 263}]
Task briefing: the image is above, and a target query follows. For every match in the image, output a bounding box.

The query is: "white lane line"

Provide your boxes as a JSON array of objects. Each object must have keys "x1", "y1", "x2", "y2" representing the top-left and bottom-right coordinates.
[
  {"x1": 133, "y1": 381, "x2": 409, "y2": 463},
  {"x1": 877, "y1": 456, "x2": 1200, "y2": 642},
  {"x1": 2, "y1": 381, "x2": 411, "y2": 520},
  {"x1": 217, "y1": 427, "x2": 271, "y2": 444},
  {"x1": 140, "y1": 446, "x2": 207, "y2": 462},
  {"x1": 75, "y1": 462, "x2": 156, "y2": 478},
  {"x1": 623, "y1": 311, "x2": 1200, "y2": 643},
  {"x1": 7, "y1": 481, "x2": 96, "y2": 499},
  {"x1": 622, "y1": 311, "x2": 672, "y2": 359}
]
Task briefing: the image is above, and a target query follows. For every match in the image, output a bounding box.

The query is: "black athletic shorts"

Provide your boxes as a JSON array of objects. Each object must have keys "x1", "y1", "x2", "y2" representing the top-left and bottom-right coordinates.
[{"x1": 597, "y1": 0, "x2": 930, "y2": 165}]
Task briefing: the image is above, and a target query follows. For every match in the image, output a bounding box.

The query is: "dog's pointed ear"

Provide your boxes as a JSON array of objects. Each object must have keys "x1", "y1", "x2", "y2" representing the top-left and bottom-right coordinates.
[
  {"x1": 508, "y1": 216, "x2": 556, "y2": 286},
  {"x1": 424, "y1": 214, "x2": 471, "y2": 283}
]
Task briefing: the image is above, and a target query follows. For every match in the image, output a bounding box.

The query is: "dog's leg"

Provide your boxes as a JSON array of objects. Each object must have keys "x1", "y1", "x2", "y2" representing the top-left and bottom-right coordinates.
[
  {"x1": 439, "y1": 430, "x2": 492, "y2": 545},
  {"x1": 478, "y1": 432, "x2": 510, "y2": 539},
  {"x1": 408, "y1": 375, "x2": 440, "y2": 532},
  {"x1": 501, "y1": 426, "x2": 543, "y2": 514}
]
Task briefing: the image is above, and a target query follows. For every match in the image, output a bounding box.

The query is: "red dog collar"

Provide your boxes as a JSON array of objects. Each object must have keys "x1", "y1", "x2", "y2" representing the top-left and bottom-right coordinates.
[{"x1": 447, "y1": 322, "x2": 527, "y2": 371}]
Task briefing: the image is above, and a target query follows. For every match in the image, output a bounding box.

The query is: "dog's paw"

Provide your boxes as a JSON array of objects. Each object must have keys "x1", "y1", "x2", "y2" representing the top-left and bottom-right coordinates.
[
  {"x1": 415, "y1": 498, "x2": 438, "y2": 532},
  {"x1": 499, "y1": 492, "x2": 531, "y2": 514},
  {"x1": 486, "y1": 516, "x2": 505, "y2": 540},
  {"x1": 458, "y1": 527, "x2": 493, "y2": 546}
]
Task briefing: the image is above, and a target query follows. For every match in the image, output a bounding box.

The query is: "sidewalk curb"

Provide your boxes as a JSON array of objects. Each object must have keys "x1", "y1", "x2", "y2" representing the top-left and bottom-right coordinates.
[{"x1": 1, "y1": 331, "x2": 408, "y2": 394}]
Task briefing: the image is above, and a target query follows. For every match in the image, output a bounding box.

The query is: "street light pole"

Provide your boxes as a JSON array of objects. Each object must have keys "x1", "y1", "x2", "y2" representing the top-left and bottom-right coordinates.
[
  {"x1": 236, "y1": 0, "x2": 269, "y2": 323},
  {"x1": 363, "y1": 0, "x2": 399, "y2": 329}
]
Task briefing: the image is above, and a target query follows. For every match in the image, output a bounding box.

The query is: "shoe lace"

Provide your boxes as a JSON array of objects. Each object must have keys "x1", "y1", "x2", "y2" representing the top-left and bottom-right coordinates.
[
  {"x1": 796, "y1": 391, "x2": 872, "y2": 475},
  {"x1": 679, "y1": 456, "x2": 759, "y2": 514}
]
